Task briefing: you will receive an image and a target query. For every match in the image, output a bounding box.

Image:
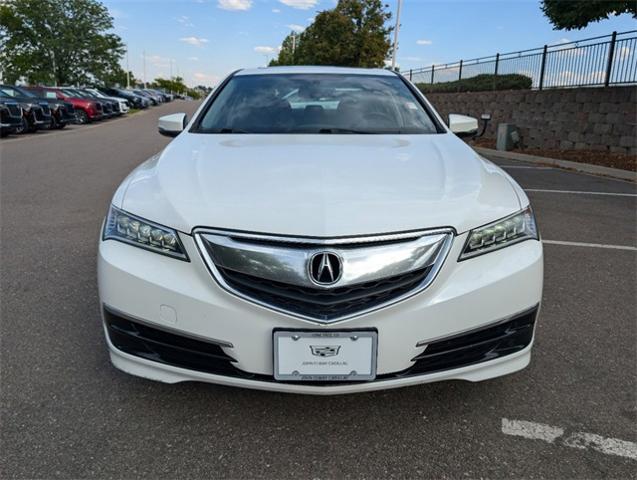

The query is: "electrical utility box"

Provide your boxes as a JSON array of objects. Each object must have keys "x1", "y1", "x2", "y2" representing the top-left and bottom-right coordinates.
[{"x1": 496, "y1": 123, "x2": 519, "y2": 151}]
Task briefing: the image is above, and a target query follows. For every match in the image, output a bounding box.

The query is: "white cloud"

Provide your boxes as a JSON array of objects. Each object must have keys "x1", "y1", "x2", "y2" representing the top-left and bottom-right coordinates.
[
  {"x1": 188, "y1": 56, "x2": 199, "y2": 61},
  {"x1": 193, "y1": 72, "x2": 221, "y2": 86},
  {"x1": 272, "y1": 8, "x2": 281, "y2": 13},
  {"x1": 177, "y1": 15, "x2": 194, "y2": 27},
  {"x1": 254, "y1": 46, "x2": 277, "y2": 54},
  {"x1": 180, "y1": 36, "x2": 209, "y2": 47},
  {"x1": 146, "y1": 55, "x2": 171, "y2": 68},
  {"x1": 217, "y1": 0, "x2": 252, "y2": 10},
  {"x1": 287, "y1": 24, "x2": 305, "y2": 33},
  {"x1": 416, "y1": 39, "x2": 432, "y2": 45},
  {"x1": 279, "y1": 0, "x2": 318, "y2": 10}
]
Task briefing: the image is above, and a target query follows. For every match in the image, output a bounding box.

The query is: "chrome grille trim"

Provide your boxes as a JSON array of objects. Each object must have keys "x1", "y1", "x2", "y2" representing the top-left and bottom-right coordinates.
[{"x1": 194, "y1": 228, "x2": 454, "y2": 324}]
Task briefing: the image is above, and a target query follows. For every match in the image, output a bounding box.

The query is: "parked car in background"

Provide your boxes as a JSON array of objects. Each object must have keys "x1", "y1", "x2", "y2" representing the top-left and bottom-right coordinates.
[
  {"x1": 0, "y1": 85, "x2": 52, "y2": 133},
  {"x1": 147, "y1": 88, "x2": 172, "y2": 102},
  {"x1": 73, "y1": 88, "x2": 122, "y2": 117},
  {"x1": 132, "y1": 89, "x2": 159, "y2": 106},
  {"x1": 44, "y1": 87, "x2": 104, "y2": 124},
  {"x1": 99, "y1": 87, "x2": 149, "y2": 109},
  {"x1": 66, "y1": 88, "x2": 118, "y2": 118},
  {"x1": 20, "y1": 86, "x2": 77, "y2": 129},
  {"x1": 0, "y1": 99, "x2": 23, "y2": 137},
  {"x1": 85, "y1": 88, "x2": 130, "y2": 114}
]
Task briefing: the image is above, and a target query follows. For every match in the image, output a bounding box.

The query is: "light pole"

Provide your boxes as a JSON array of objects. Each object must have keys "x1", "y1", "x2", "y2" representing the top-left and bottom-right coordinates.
[
  {"x1": 391, "y1": 0, "x2": 403, "y2": 71},
  {"x1": 143, "y1": 50, "x2": 147, "y2": 88},
  {"x1": 126, "y1": 45, "x2": 130, "y2": 89}
]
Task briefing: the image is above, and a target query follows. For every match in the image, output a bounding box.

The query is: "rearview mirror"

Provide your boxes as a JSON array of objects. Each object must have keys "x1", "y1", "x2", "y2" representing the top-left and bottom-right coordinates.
[
  {"x1": 448, "y1": 114, "x2": 479, "y2": 138},
  {"x1": 158, "y1": 113, "x2": 188, "y2": 137}
]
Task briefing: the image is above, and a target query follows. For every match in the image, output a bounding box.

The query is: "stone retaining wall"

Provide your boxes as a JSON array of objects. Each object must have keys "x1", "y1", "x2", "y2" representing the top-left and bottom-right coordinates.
[{"x1": 425, "y1": 86, "x2": 637, "y2": 155}]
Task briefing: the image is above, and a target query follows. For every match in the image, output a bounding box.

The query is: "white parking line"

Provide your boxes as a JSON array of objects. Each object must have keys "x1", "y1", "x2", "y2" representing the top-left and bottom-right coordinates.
[
  {"x1": 502, "y1": 419, "x2": 637, "y2": 461},
  {"x1": 543, "y1": 240, "x2": 637, "y2": 251},
  {"x1": 526, "y1": 188, "x2": 636, "y2": 197}
]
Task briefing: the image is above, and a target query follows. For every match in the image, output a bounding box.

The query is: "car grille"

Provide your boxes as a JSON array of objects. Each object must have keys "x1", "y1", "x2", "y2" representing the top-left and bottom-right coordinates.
[
  {"x1": 33, "y1": 106, "x2": 45, "y2": 121},
  {"x1": 39, "y1": 103, "x2": 51, "y2": 116},
  {"x1": 197, "y1": 229, "x2": 453, "y2": 322},
  {"x1": 218, "y1": 265, "x2": 433, "y2": 321},
  {"x1": 112, "y1": 102, "x2": 120, "y2": 113},
  {"x1": 95, "y1": 103, "x2": 103, "y2": 111},
  {"x1": 6, "y1": 103, "x2": 21, "y2": 117}
]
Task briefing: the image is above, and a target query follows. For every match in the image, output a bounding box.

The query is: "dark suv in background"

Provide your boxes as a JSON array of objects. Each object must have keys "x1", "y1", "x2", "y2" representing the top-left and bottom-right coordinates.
[
  {"x1": 0, "y1": 99, "x2": 23, "y2": 137},
  {"x1": 19, "y1": 86, "x2": 77, "y2": 129},
  {"x1": 99, "y1": 87, "x2": 150, "y2": 109},
  {"x1": 0, "y1": 85, "x2": 53, "y2": 133}
]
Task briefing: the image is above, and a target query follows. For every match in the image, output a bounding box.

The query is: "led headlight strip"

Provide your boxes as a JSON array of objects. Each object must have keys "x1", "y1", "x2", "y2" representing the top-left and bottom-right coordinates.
[
  {"x1": 459, "y1": 207, "x2": 539, "y2": 260},
  {"x1": 103, "y1": 206, "x2": 189, "y2": 260}
]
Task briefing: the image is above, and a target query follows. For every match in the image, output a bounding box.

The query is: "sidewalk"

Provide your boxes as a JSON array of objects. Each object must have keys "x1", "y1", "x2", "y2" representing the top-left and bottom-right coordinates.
[{"x1": 474, "y1": 147, "x2": 637, "y2": 182}]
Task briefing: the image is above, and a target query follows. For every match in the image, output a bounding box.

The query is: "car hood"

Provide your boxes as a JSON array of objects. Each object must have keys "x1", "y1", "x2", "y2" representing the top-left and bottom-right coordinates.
[{"x1": 115, "y1": 133, "x2": 522, "y2": 236}]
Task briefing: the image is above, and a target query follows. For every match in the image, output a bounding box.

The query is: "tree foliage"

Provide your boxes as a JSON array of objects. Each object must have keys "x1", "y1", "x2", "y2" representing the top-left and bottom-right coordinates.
[
  {"x1": 151, "y1": 77, "x2": 204, "y2": 99},
  {"x1": 541, "y1": 0, "x2": 637, "y2": 30},
  {"x1": 270, "y1": 0, "x2": 393, "y2": 68},
  {"x1": 0, "y1": 0, "x2": 125, "y2": 85},
  {"x1": 417, "y1": 74, "x2": 532, "y2": 94}
]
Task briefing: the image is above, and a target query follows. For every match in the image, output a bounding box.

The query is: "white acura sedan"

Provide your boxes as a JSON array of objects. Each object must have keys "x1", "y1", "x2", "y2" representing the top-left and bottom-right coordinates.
[{"x1": 98, "y1": 66, "x2": 542, "y2": 394}]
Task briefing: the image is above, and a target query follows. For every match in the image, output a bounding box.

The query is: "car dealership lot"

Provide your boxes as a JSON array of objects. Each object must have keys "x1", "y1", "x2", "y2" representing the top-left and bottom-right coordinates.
[{"x1": 1, "y1": 101, "x2": 635, "y2": 479}]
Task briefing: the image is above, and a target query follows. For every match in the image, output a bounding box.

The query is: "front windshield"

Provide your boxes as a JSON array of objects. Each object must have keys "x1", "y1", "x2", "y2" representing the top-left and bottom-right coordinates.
[{"x1": 196, "y1": 73, "x2": 439, "y2": 134}]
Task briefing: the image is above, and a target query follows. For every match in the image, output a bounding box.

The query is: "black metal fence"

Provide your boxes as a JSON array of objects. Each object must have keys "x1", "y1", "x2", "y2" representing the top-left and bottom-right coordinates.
[{"x1": 409, "y1": 31, "x2": 637, "y2": 90}]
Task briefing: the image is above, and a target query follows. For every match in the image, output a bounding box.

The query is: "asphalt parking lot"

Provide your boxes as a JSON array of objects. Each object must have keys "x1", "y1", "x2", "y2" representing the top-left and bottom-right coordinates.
[{"x1": 1, "y1": 101, "x2": 636, "y2": 479}]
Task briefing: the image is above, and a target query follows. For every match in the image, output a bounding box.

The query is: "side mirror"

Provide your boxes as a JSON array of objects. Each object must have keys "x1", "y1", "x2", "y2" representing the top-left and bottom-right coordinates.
[
  {"x1": 158, "y1": 113, "x2": 188, "y2": 137},
  {"x1": 448, "y1": 114, "x2": 479, "y2": 138}
]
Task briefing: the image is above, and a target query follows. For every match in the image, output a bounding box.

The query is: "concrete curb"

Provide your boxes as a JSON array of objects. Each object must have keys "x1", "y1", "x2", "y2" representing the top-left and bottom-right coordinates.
[{"x1": 474, "y1": 147, "x2": 636, "y2": 182}]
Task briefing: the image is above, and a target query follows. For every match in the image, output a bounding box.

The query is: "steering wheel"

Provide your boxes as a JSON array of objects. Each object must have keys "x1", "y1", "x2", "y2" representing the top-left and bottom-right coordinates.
[{"x1": 364, "y1": 111, "x2": 395, "y2": 125}]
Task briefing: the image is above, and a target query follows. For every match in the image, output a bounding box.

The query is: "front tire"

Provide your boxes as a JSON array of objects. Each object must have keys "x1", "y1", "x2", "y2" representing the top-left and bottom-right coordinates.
[
  {"x1": 75, "y1": 110, "x2": 89, "y2": 124},
  {"x1": 15, "y1": 118, "x2": 28, "y2": 134}
]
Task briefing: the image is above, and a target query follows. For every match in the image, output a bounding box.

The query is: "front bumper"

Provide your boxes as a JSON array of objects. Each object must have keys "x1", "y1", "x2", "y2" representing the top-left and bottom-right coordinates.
[{"x1": 98, "y1": 232, "x2": 543, "y2": 394}]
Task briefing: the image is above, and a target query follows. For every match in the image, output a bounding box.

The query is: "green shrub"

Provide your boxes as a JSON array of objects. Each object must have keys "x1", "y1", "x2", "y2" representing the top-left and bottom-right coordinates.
[{"x1": 416, "y1": 73, "x2": 532, "y2": 94}]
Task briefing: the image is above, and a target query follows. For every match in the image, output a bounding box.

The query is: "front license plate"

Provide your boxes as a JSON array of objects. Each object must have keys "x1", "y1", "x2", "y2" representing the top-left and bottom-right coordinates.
[{"x1": 273, "y1": 330, "x2": 377, "y2": 382}]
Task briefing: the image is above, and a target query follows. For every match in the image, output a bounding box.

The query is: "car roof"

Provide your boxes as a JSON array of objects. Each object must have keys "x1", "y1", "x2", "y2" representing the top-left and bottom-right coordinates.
[{"x1": 235, "y1": 66, "x2": 397, "y2": 77}]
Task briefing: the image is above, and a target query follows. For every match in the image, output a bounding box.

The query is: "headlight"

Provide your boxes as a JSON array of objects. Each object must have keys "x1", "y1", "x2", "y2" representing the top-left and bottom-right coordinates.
[
  {"x1": 103, "y1": 206, "x2": 189, "y2": 261},
  {"x1": 459, "y1": 207, "x2": 539, "y2": 260}
]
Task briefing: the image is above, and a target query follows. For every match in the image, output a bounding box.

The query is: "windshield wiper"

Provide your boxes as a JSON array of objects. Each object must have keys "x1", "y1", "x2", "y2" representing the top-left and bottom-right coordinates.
[
  {"x1": 317, "y1": 128, "x2": 372, "y2": 134},
  {"x1": 216, "y1": 128, "x2": 250, "y2": 133}
]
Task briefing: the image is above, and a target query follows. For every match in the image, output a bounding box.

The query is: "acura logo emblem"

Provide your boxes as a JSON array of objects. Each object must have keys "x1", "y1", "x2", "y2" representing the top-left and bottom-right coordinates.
[{"x1": 309, "y1": 252, "x2": 342, "y2": 285}]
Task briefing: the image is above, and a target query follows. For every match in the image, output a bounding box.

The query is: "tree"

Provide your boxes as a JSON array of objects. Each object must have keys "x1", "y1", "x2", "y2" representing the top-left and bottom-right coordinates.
[
  {"x1": 270, "y1": 0, "x2": 393, "y2": 68},
  {"x1": 269, "y1": 33, "x2": 298, "y2": 66},
  {"x1": 0, "y1": 0, "x2": 125, "y2": 85},
  {"x1": 541, "y1": 0, "x2": 637, "y2": 30},
  {"x1": 151, "y1": 76, "x2": 203, "y2": 99},
  {"x1": 100, "y1": 65, "x2": 137, "y2": 88}
]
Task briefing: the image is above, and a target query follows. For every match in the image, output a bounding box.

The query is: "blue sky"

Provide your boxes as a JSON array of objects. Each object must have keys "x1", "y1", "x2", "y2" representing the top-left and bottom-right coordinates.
[{"x1": 103, "y1": 0, "x2": 636, "y2": 87}]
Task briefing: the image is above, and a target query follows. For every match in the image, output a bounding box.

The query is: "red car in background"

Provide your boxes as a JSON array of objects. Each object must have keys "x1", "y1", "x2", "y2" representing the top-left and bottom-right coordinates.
[{"x1": 38, "y1": 87, "x2": 104, "y2": 124}]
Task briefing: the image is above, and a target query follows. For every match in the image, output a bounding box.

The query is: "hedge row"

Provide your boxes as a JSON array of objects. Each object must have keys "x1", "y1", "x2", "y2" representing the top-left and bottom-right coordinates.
[{"x1": 416, "y1": 73, "x2": 533, "y2": 94}]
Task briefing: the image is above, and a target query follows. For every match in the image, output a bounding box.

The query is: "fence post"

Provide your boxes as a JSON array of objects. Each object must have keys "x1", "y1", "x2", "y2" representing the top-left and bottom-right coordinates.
[
  {"x1": 430, "y1": 64, "x2": 435, "y2": 84},
  {"x1": 538, "y1": 45, "x2": 548, "y2": 90},
  {"x1": 458, "y1": 60, "x2": 463, "y2": 81},
  {"x1": 493, "y1": 53, "x2": 499, "y2": 90},
  {"x1": 409, "y1": 69, "x2": 413, "y2": 81},
  {"x1": 604, "y1": 31, "x2": 617, "y2": 87}
]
